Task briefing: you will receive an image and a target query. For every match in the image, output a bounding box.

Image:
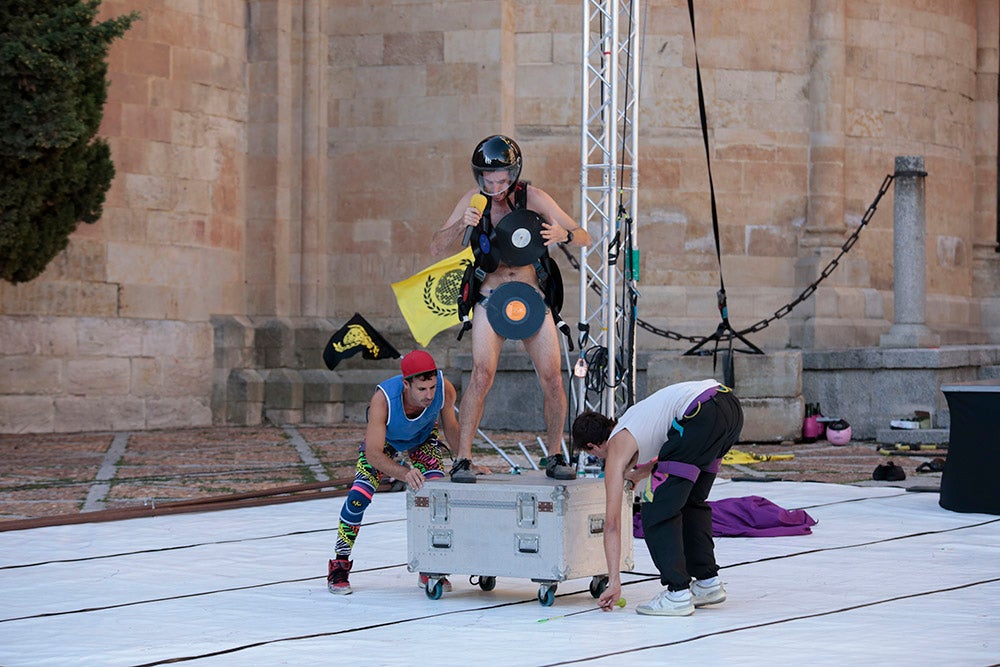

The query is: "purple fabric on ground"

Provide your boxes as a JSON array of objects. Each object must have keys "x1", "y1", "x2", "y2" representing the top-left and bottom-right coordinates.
[
  {"x1": 632, "y1": 495, "x2": 818, "y2": 539},
  {"x1": 707, "y1": 495, "x2": 818, "y2": 537}
]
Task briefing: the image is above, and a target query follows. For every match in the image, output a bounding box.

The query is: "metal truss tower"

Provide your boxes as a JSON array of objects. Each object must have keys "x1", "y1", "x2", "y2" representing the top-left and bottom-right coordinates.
[{"x1": 575, "y1": 0, "x2": 643, "y2": 419}]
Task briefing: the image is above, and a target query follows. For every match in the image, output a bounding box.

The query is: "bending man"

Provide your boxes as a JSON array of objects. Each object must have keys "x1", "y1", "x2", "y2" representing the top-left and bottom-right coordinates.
[{"x1": 572, "y1": 379, "x2": 743, "y2": 616}]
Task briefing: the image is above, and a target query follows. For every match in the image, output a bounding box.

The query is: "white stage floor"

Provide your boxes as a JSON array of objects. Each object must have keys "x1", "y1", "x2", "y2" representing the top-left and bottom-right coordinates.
[{"x1": 1, "y1": 479, "x2": 997, "y2": 666}]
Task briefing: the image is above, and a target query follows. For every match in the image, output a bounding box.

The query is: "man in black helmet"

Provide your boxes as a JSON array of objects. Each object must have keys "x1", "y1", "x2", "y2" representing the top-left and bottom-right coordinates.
[{"x1": 431, "y1": 134, "x2": 591, "y2": 483}]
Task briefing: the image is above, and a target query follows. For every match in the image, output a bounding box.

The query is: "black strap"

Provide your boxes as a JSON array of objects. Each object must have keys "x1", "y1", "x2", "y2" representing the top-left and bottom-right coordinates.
[
  {"x1": 682, "y1": 0, "x2": 762, "y2": 381},
  {"x1": 687, "y1": 0, "x2": 724, "y2": 296}
]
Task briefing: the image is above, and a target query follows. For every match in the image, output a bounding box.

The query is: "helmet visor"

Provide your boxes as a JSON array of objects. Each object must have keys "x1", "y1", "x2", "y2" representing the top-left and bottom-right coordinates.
[{"x1": 475, "y1": 166, "x2": 519, "y2": 196}]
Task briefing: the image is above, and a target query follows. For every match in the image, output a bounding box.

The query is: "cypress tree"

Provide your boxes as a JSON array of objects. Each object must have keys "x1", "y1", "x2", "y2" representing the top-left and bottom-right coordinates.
[{"x1": 0, "y1": 1, "x2": 138, "y2": 284}]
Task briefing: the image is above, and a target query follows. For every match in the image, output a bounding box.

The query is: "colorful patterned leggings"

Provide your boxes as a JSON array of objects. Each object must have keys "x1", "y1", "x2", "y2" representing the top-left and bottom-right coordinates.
[{"x1": 335, "y1": 430, "x2": 447, "y2": 558}]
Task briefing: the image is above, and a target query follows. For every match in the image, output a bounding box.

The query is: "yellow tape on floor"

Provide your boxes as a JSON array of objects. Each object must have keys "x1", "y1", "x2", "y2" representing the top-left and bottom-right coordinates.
[{"x1": 723, "y1": 449, "x2": 795, "y2": 465}]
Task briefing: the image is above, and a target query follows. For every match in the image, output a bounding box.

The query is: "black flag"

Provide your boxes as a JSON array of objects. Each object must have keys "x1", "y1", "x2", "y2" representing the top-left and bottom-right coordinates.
[{"x1": 323, "y1": 313, "x2": 401, "y2": 370}]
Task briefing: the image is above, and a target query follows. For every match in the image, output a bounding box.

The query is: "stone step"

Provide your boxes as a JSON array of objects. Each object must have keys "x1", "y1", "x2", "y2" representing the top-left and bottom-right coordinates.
[{"x1": 875, "y1": 428, "x2": 950, "y2": 445}]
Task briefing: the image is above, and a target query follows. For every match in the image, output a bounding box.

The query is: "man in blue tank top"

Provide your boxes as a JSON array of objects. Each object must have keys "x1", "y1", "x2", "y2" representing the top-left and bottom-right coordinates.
[
  {"x1": 571, "y1": 379, "x2": 743, "y2": 617},
  {"x1": 327, "y1": 350, "x2": 461, "y2": 595}
]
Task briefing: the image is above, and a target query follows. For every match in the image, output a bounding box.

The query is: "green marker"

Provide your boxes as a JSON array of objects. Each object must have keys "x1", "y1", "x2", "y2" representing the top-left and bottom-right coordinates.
[{"x1": 537, "y1": 597, "x2": 626, "y2": 623}]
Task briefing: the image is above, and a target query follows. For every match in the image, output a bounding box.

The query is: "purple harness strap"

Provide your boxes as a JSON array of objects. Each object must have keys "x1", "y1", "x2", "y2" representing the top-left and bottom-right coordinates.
[
  {"x1": 642, "y1": 384, "x2": 727, "y2": 495},
  {"x1": 652, "y1": 457, "x2": 723, "y2": 484},
  {"x1": 683, "y1": 385, "x2": 719, "y2": 418}
]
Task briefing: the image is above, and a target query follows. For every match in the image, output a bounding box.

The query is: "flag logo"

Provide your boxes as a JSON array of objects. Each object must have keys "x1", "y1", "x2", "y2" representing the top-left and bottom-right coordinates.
[
  {"x1": 423, "y1": 262, "x2": 467, "y2": 317},
  {"x1": 331, "y1": 323, "x2": 383, "y2": 355},
  {"x1": 392, "y1": 247, "x2": 474, "y2": 346},
  {"x1": 323, "y1": 313, "x2": 400, "y2": 370}
]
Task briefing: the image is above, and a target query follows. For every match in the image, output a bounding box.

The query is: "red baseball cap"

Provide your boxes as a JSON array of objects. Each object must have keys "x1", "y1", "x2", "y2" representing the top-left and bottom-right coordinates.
[{"x1": 401, "y1": 350, "x2": 437, "y2": 378}]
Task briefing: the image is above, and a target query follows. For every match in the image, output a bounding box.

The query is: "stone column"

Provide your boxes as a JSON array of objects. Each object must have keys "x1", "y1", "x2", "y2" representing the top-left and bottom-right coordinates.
[
  {"x1": 804, "y1": 0, "x2": 846, "y2": 246},
  {"x1": 972, "y1": 0, "x2": 1000, "y2": 341},
  {"x1": 790, "y1": 0, "x2": 847, "y2": 348},
  {"x1": 299, "y1": 0, "x2": 328, "y2": 316},
  {"x1": 880, "y1": 156, "x2": 940, "y2": 348}
]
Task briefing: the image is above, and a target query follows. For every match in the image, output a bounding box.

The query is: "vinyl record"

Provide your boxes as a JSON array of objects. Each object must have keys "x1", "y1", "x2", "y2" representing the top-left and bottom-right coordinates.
[
  {"x1": 471, "y1": 227, "x2": 499, "y2": 273},
  {"x1": 485, "y1": 281, "x2": 546, "y2": 340},
  {"x1": 492, "y1": 209, "x2": 546, "y2": 266}
]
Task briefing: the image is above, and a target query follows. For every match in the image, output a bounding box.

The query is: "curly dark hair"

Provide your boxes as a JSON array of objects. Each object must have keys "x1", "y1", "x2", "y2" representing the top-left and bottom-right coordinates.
[{"x1": 571, "y1": 410, "x2": 617, "y2": 453}]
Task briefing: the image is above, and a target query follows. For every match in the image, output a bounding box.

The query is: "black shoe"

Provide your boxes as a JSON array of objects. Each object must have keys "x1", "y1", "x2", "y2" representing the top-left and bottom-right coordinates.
[
  {"x1": 873, "y1": 460, "x2": 906, "y2": 482},
  {"x1": 450, "y1": 458, "x2": 477, "y2": 483},
  {"x1": 545, "y1": 453, "x2": 576, "y2": 480},
  {"x1": 915, "y1": 457, "x2": 946, "y2": 473}
]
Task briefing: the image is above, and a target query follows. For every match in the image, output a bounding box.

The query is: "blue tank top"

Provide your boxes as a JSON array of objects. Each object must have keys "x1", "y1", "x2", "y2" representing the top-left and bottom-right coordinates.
[{"x1": 376, "y1": 370, "x2": 445, "y2": 452}]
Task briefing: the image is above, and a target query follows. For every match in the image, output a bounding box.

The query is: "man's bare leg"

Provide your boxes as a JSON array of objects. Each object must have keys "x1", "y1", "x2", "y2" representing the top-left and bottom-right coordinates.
[
  {"x1": 451, "y1": 307, "x2": 503, "y2": 483},
  {"x1": 524, "y1": 317, "x2": 574, "y2": 479}
]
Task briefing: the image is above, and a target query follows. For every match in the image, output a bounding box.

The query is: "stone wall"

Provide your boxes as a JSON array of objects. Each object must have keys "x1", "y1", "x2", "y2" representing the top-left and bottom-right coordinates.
[
  {"x1": 0, "y1": 316, "x2": 213, "y2": 432},
  {"x1": 1, "y1": 1, "x2": 998, "y2": 434}
]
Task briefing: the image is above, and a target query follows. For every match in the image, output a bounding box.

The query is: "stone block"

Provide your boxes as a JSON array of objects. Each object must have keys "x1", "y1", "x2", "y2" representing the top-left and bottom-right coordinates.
[
  {"x1": 130, "y1": 357, "x2": 161, "y2": 396},
  {"x1": 228, "y1": 369, "x2": 265, "y2": 403},
  {"x1": 645, "y1": 351, "x2": 801, "y2": 398},
  {"x1": 264, "y1": 368, "x2": 304, "y2": 410},
  {"x1": 301, "y1": 369, "x2": 344, "y2": 403},
  {"x1": 0, "y1": 356, "x2": 63, "y2": 394},
  {"x1": 343, "y1": 402, "x2": 369, "y2": 423},
  {"x1": 473, "y1": 367, "x2": 548, "y2": 433},
  {"x1": 227, "y1": 401, "x2": 263, "y2": 426},
  {"x1": 337, "y1": 370, "x2": 389, "y2": 403},
  {"x1": 875, "y1": 428, "x2": 949, "y2": 445},
  {"x1": 304, "y1": 402, "x2": 344, "y2": 425},
  {"x1": 159, "y1": 357, "x2": 214, "y2": 397},
  {"x1": 77, "y1": 317, "x2": 145, "y2": 357},
  {"x1": 65, "y1": 358, "x2": 132, "y2": 396},
  {"x1": 146, "y1": 397, "x2": 213, "y2": 429},
  {"x1": 255, "y1": 318, "x2": 296, "y2": 369},
  {"x1": 0, "y1": 396, "x2": 55, "y2": 433},
  {"x1": 384, "y1": 32, "x2": 444, "y2": 65},
  {"x1": 293, "y1": 319, "x2": 336, "y2": 370},
  {"x1": 444, "y1": 30, "x2": 501, "y2": 64},
  {"x1": 212, "y1": 315, "x2": 256, "y2": 369},
  {"x1": 264, "y1": 408, "x2": 302, "y2": 426},
  {"x1": 210, "y1": 368, "x2": 228, "y2": 424},
  {"x1": 142, "y1": 320, "x2": 213, "y2": 359},
  {"x1": 738, "y1": 397, "x2": 803, "y2": 442},
  {"x1": 54, "y1": 397, "x2": 146, "y2": 432},
  {"x1": 0, "y1": 316, "x2": 76, "y2": 356}
]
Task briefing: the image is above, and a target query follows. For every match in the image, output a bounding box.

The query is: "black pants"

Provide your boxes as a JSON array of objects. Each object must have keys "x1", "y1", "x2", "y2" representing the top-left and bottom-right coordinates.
[{"x1": 640, "y1": 391, "x2": 743, "y2": 590}]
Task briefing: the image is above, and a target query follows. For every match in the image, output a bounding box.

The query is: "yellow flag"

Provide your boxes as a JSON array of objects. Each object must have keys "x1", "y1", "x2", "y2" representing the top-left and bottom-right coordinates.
[{"x1": 391, "y1": 247, "x2": 474, "y2": 346}]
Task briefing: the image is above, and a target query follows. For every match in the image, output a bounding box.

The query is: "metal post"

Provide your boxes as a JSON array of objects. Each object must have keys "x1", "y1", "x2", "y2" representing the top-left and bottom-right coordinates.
[{"x1": 578, "y1": 0, "x2": 642, "y2": 418}]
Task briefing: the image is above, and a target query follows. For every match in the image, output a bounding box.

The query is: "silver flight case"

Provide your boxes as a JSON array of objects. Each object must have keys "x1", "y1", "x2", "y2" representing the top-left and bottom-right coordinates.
[{"x1": 406, "y1": 472, "x2": 634, "y2": 605}]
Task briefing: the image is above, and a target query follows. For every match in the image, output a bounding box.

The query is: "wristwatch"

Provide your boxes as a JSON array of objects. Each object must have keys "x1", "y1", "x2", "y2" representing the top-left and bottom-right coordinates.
[{"x1": 561, "y1": 229, "x2": 574, "y2": 245}]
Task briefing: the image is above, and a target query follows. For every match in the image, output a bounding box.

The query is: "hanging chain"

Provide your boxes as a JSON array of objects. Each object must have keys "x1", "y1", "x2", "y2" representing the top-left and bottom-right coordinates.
[{"x1": 561, "y1": 173, "x2": 895, "y2": 344}]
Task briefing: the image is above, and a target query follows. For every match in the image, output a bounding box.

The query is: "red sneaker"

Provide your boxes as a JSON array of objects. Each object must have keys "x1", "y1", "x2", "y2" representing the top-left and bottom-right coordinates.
[{"x1": 327, "y1": 558, "x2": 353, "y2": 595}]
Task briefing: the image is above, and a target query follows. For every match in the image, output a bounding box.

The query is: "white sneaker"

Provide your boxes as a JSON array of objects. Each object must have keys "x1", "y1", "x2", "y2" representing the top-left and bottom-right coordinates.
[
  {"x1": 691, "y1": 576, "x2": 726, "y2": 607},
  {"x1": 636, "y1": 588, "x2": 694, "y2": 616}
]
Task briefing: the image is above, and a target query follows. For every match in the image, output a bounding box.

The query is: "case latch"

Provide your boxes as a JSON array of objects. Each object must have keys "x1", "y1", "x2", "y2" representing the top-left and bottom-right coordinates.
[
  {"x1": 516, "y1": 493, "x2": 538, "y2": 527},
  {"x1": 429, "y1": 489, "x2": 449, "y2": 523}
]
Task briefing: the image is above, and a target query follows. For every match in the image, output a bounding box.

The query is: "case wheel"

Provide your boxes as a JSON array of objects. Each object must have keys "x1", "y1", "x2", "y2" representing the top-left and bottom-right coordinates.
[
  {"x1": 537, "y1": 584, "x2": 556, "y2": 606},
  {"x1": 589, "y1": 575, "x2": 608, "y2": 598},
  {"x1": 477, "y1": 575, "x2": 497, "y2": 592},
  {"x1": 425, "y1": 578, "x2": 444, "y2": 600}
]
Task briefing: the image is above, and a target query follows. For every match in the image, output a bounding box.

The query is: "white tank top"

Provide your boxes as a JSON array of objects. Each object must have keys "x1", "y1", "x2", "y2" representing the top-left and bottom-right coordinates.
[{"x1": 610, "y1": 379, "x2": 720, "y2": 465}]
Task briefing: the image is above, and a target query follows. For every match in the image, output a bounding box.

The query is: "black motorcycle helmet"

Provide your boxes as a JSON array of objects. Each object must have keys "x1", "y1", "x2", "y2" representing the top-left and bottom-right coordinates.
[{"x1": 471, "y1": 135, "x2": 522, "y2": 196}]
